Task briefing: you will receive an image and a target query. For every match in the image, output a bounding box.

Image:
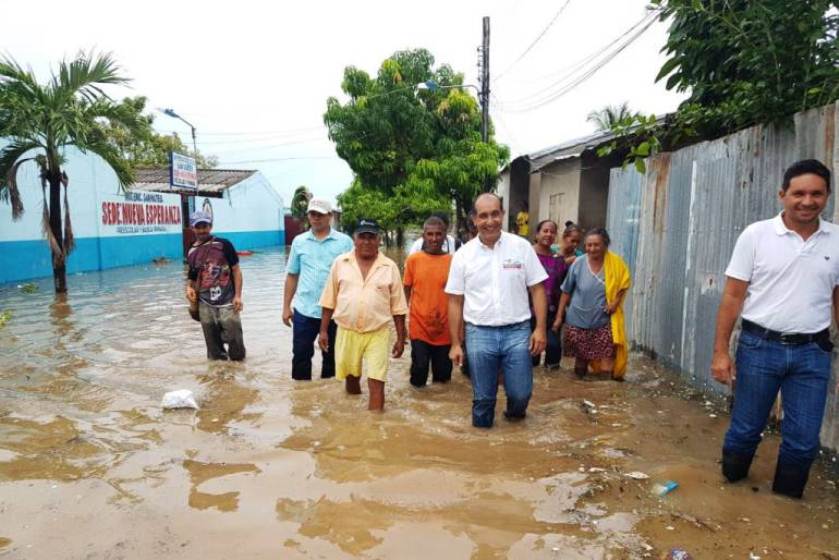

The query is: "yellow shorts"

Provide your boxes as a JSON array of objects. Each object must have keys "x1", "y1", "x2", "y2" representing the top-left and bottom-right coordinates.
[{"x1": 335, "y1": 327, "x2": 390, "y2": 382}]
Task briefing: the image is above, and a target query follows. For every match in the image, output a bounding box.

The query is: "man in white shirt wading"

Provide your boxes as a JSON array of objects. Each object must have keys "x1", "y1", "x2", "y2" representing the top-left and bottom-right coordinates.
[
  {"x1": 712, "y1": 159, "x2": 839, "y2": 499},
  {"x1": 446, "y1": 193, "x2": 548, "y2": 428}
]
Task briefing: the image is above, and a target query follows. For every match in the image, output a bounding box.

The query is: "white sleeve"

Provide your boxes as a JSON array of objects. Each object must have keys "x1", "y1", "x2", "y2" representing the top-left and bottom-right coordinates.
[
  {"x1": 445, "y1": 250, "x2": 466, "y2": 295},
  {"x1": 724, "y1": 227, "x2": 755, "y2": 282},
  {"x1": 523, "y1": 243, "x2": 549, "y2": 287},
  {"x1": 408, "y1": 238, "x2": 422, "y2": 255}
]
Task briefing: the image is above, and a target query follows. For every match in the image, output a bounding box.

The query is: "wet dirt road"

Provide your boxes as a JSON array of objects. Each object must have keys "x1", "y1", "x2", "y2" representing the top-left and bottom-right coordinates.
[{"x1": 0, "y1": 248, "x2": 836, "y2": 559}]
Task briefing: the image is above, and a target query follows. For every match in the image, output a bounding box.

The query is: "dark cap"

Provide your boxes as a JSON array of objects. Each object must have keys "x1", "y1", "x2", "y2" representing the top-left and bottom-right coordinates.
[{"x1": 355, "y1": 218, "x2": 381, "y2": 235}]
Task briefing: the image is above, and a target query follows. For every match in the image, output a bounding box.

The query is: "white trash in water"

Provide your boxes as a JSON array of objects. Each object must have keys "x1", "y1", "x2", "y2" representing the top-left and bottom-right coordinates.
[{"x1": 161, "y1": 389, "x2": 199, "y2": 410}]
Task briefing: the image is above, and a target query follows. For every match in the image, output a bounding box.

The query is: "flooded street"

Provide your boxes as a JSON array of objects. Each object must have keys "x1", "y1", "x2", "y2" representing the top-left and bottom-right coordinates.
[{"x1": 0, "y1": 248, "x2": 837, "y2": 559}]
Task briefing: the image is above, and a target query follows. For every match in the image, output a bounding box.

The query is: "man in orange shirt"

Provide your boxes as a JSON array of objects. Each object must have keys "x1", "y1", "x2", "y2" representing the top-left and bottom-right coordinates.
[
  {"x1": 319, "y1": 218, "x2": 408, "y2": 411},
  {"x1": 404, "y1": 216, "x2": 454, "y2": 387}
]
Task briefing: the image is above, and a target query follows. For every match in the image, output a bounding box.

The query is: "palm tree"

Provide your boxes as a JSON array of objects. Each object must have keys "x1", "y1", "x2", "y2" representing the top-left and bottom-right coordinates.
[
  {"x1": 586, "y1": 102, "x2": 633, "y2": 132},
  {"x1": 0, "y1": 52, "x2": 144, "y2": 293},
  {"x1": 290, "y1": 185, "x2": 311, "y2": 222}
]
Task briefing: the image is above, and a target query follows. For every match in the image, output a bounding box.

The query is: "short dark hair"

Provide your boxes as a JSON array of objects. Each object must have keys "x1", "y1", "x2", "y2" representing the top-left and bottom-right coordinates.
[
  {"x1": 585, "y1": 227, "x2": 611, "y2": 247},
  {"x1": 563, "y1": 221, "x2": 582, "y2": 237},
  {"x1": 430, "y1": 211, "x2": 450, "y2": 226},
  {"x1": 535, "y1": 219, "x2": 557, "y2": 233},
  {"x1": 423, "y1": 216, "x2": 446, "y2": 229},
  {"x1": 782, "y1": 159, "x2": 831, "y2": 192},
  {"x1": 472, "y1": 193, "x2": 504, "y2": 213}
]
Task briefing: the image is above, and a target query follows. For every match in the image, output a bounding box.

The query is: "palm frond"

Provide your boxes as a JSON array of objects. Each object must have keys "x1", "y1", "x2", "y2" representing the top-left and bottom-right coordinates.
[
  {"x1": 0, "y1": 141, "x2": 40, "y2": 219},
  {"x1": 54, "y1": 51, "x2": 129, "y2": 104}
]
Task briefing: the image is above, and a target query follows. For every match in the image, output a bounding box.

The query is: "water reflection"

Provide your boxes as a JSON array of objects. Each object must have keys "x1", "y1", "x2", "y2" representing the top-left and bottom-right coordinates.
[{"x1": 0, "y1": 248, "x2": 836, "y2": 559}]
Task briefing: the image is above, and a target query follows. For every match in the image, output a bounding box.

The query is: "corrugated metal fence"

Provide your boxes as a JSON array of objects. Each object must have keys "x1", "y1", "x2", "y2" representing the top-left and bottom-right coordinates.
[{"x1": 607, "y1": 102, "x2": 839, "y2": 452}]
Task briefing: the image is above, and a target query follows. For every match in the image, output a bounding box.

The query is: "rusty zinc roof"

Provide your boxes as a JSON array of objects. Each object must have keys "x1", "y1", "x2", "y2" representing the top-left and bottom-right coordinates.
[{"x1": 130, "y1": 167, "x2": 258, "y2": 196}]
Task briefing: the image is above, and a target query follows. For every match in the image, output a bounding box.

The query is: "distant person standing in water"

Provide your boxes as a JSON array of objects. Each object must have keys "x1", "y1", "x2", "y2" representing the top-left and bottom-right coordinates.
[
  {"x1": 531, "y1": 220, "x2": 568, "y2": 369},
  {"x1": 282, "y1": 197, "x2": 352, "y2": 381},
  {"x1": 712, "y1": 159, "x2": 839, "y2": 499},
  {"x1": 447, "y1": 194, "x2": 548, "y2": 428},
  {"x1": 319, "y1": 219, "x2": 408, "y2": 411},
  {"x1": 404, "y1": 216, "x2": 454, "y2": 387},
  {"x1": 554, "y1": 228, "x2": 630, "y2": 381},
  {"x1": 186, "y1": 211, "x2": 246, "y2": 361}
]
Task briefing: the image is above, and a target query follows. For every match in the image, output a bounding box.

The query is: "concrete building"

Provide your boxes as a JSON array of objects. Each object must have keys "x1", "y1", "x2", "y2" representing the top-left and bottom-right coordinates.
[
  {"x1": 498, "y1": 130, "x2": 623, "y2": 234},
  {"x1": 0, "y1": 147, "x2": 284, "y2": 285}
]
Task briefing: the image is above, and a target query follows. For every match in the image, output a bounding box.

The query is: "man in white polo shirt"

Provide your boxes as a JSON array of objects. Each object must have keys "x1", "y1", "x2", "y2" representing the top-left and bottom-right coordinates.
[
  {"x1": 712, "y1": 159, "x2": 839, "y2": 499},
  {"x1": 446, "y1": 193, "x2": 548, "y2": 428}
]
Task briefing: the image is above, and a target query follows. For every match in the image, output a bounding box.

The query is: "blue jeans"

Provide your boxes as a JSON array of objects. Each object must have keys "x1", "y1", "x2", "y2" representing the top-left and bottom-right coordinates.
[
  {"x1": 465, "y1": 321, "x2": 533, "y2": 428},
  {"x1": 723, "y1": 330, "x2": 831, "y2": 469},
  {"x1": 292, "y1": 310, "x2": 337, "y2": 380}
]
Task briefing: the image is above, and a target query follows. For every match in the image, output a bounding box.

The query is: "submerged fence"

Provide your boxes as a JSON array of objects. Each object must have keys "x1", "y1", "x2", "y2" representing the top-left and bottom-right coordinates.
[{"x1": 606, "y1": 102, "x2": 839, "y2": 452}]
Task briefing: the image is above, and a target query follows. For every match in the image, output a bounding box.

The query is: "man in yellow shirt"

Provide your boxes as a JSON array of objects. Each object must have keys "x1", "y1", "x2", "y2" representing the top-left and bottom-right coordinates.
[
  {"x1": 515, "y1": 202, "x2": 530, "y2": 238},
  {"x1": 319, "y1": 218, "x2": 408, "y2": 410}
]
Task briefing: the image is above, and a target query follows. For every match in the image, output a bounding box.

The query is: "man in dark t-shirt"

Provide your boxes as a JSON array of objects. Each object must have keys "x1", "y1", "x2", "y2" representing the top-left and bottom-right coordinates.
[{"x1": 186, "y1": 211, "x2": 246, "y2": 360}]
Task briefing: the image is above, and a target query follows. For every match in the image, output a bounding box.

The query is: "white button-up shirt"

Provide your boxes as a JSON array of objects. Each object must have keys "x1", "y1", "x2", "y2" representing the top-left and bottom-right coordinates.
[
  {"x1": 725, "y1": 213, "x2": 839, "y2": 333},
  {"x1": 445, "y1": 231, "x2": 547, "y2": 326}
]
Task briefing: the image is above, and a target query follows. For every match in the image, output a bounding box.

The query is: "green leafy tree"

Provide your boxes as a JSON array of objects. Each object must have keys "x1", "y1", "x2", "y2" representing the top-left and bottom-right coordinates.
[
  {"x1": 290, "y1": 185, "x2": 311, "y2": 222},
  {"x1": 325, "y1": 48, "x2": 508, "y2": 240},
  {"x1": 603, "y1": 2, "x2": 838, "y2": 172},
  {"x1": 0, "y1": 52, "x2": 146, "y2": 293},
  {"x1": 100, "y1": 96, "x2": 218, "y2": 168},
  {"x1": 652, "y1": 0, "x2": 839, "y2": 139},
  {"x1": 586, "y1": 102, "x2": 633, "y2": 132}
]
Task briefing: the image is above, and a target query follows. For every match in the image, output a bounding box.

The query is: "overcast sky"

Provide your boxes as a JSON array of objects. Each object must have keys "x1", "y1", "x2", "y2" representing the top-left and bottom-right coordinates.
[{"x1": 4, "y1": 0, "x2": 685, "y2": 205}]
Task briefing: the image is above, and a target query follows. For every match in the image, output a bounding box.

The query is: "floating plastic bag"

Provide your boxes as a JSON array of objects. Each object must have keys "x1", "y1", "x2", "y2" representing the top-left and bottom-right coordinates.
[{"x1": 161, "y1": 389, "x2": 199, "y2": 410}]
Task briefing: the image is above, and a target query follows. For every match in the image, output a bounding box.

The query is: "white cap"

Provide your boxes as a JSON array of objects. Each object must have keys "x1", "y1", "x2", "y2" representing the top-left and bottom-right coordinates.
[{"x1": 306, "y1": 197, "x2": 332, "y2": 214}]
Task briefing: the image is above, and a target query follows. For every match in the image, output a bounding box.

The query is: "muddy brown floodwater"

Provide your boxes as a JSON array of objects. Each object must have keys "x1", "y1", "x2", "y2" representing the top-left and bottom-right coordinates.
[{"x1": 0, "y1": 247, "x2": 837, "y2": 559}]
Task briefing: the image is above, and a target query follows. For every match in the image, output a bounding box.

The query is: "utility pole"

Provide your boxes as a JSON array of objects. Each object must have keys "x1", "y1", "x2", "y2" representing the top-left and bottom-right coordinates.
[{"x1": 480, "y1": 16, "x2": 490, "y2": 145}]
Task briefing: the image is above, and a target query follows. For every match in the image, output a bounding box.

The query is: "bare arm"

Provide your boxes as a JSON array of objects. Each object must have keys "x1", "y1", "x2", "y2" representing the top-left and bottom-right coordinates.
[
  {"x1": 392, "y1": 314, "x2": 406, "y2": 358},
  {"x1": 711, "y1": 277, "x2": 749, "y2": 385},
  {"x1": 553, "y1": 292, "x2": 571, "y2": 331},
  {"x1": 528, "y1": 283, "x2": 547, "y2": 355},
  {"x1": 404, "y1": 285, "x2": 412, "y2": 306},
  {"x1": 833, "y1": 286, "x2": 839, "y2": 328},
  {"x1": 318, "y1": 307, "x2": 335, "y2": 352},
  {"x1": 282, "y1": 273, "x2": 299, "y2": 326},
  {"x1": 448, "y1": 294, "x2": 465, "y2": 367},
  {"x1": 606, "y1": 288, "x2": 629, "y2": 315},
  {"x1": 232, "y1": 264, "x2": 244, "y2": 312}
]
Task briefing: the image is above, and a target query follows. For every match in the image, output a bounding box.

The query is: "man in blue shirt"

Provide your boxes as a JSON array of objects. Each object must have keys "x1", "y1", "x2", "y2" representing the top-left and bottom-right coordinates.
[{"x1": 283, "y1": 197, "x2": 353, "y2": 380}]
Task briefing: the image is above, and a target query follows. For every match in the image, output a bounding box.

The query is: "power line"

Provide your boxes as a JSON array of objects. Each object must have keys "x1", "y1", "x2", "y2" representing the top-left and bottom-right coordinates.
[
  {"x1": 493, "y1": 0, "x2": 573, "y2": 83},
  {"x1": 215, "y1": 155, "x2": 342, "y2": 165},
  {"x1": 495, "y1": 10, "x2": 659, "y2": 113}
]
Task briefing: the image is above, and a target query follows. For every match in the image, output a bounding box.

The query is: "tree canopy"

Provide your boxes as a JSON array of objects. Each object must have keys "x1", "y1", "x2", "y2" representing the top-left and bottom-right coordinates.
[
  {"x1": 653, "y1": 0, "x2": 839, "y2": 139},
  {"x1": 324, "y1": 48, "x2": 509, "y2": 238},
  {"x1": 599, "y1": 1, "x2": 839, "y2": 171}
]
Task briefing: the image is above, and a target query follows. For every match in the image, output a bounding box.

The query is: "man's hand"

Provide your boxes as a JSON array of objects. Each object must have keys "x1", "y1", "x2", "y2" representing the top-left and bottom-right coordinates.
[
  {"x1": 186, "y1": 286, "x2": 197, "y2": 303},
  {"x1": 392, "y1": 338, "x2": 405, "y2": 358},
  {"x1": 449, "y1": 344, "x2": 464, "y2": 367},
  {"x1": 711, "y1": 350, "x2": 734, "y2": 385},
  {"x1": 282, "y1": 307, "x2": 292, "y2": 327},
  {"x1": 318, "y1": 329, "x2": 329, "y2": 352},
  {"x1": 232, "y1": 296, "x2": 243, "y2": 313},
  {"x1": 605, "y1": 301, "x2": 619, "y2": 315},
  {"x1": 529, "y1": 328, "x2": 547, "y2": 356}
]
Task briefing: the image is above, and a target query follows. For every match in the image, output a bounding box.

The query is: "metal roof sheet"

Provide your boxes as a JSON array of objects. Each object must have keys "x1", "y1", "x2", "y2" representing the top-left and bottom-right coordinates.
[{"x1": 130, "y1": 167, "x2": 258, "y2": 196}]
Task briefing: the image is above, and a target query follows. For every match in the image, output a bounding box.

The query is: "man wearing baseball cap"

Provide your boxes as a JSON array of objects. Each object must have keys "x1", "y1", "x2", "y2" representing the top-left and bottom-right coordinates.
[
  {"x1": 318, "y1": 218, "x2": 408, "y2": 410},
  {"x1": 186, "y1": 211, "x2": 246, "y2": 360},
  {"x1": 283, "y1": 197, "x2": 352, "y2": 380}
]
